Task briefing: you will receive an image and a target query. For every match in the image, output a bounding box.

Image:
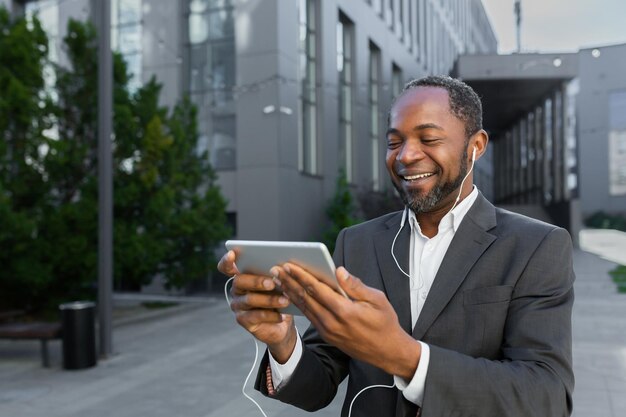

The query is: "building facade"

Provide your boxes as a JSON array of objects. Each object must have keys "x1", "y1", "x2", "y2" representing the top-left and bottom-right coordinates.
[
  {"x1": 455, "y1": 53, "x2": 580, "y2": 231},
  {"x1": 456, "y1": 42, "x2": 626, "y2": 237},
  {"x1": 577, "y1": 43, "x2": 626, "y2": 216},
  {"x1": 197, "y1": 0, "x2": 498, "y2": 241},
  {"x1": 7, "y1": 0, "x2": 498, "y2": 243}
]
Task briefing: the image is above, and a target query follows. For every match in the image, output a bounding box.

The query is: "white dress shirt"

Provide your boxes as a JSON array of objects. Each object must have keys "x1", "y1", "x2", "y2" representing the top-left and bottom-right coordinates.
[{"x1": 269, "y1": 187, "x2": 479, "y2": 407}]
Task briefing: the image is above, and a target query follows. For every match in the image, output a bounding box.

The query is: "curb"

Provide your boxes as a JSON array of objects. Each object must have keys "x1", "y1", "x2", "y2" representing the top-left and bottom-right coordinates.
[{"x1": 112, "y1": 296, "x2": 220, "y2": 327}]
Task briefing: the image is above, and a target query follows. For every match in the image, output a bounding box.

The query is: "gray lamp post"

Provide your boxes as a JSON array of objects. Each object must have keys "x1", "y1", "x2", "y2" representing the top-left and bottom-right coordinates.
[{"x1": 97, "y1": 0, "x2": 113, "y2": 358}]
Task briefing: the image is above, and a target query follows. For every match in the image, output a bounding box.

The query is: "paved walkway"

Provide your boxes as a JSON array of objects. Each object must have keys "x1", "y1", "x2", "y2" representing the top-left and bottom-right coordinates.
[
  {"x1": 580, "y1": 228, "x2": 626, "y2": 266},
  {"x1": 0, "y1": 297, "x2": 345, "y2": 417},
  {"x1": 1, "y1": 235, "x2": 625, "y2": 416}
]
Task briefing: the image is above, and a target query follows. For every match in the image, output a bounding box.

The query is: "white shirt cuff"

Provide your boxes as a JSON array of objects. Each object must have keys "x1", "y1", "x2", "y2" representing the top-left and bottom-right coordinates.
[
  {"x1": 393, "y1": 341, "x2": 430, "y2": 406},
  {"x1": 268, "y1": 331, "x2": 303, "y2": 389}
]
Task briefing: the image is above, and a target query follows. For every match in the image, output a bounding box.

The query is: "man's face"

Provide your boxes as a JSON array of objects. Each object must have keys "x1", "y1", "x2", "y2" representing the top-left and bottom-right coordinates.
[{"x1": 385, "y1": 87, "x2": 470, "y2": 214}]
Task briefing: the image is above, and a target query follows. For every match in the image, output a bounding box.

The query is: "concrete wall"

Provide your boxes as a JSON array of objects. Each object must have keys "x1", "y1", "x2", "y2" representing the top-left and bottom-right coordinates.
[{"x1": 577, "y1": 43, "x2": 626, "y2": 216}]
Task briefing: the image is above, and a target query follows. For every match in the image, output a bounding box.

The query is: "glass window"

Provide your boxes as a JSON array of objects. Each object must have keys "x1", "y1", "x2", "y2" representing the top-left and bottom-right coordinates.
[
  {"x1": 188, "y1": 0, "x2": 236, "y2": 170},
  {"x1": 391, "y1": 64, "x2": 402, "y2": 99},
  {"x1": 189, "y1": 0, "x2": 208, "y2": 13},
  {"x1": 416, "y1": 0, "x2": 423, "y2": 60},
  {"x1": 565, "y1": 79, "x2": 579, "y2": 198},
  {"x1": 211, "y1": 42, "x2": 236, "y2": 105},
  {"x1": 189, "y1": 13, "x2": 209, "y2": 44},
  {"x1": 398, "y1": 0, "x2": 405, "y2": 40},
  {"x1": 112, "y1": 0, "x2": 142, "y2": 92},
  {"x1": 553, "y1": 91, "x2": 563, "y2": 202},
  {"x1": 210, "y1": 115, "x2": 236, "y2": 171},
  {"x1": 189, "y1": 4, "x2": 234, "y2": 43},
  {"x1": 124, "y1": 53, "x2": 142, "y2": 90},
  {"x1": 369, "y1": 42, "x2": 381, "y2": 191},
  {"x1": 190, "y1": 0, "x2": 232, "y2": 13},
  {"x1": 208, "y1": 9, "x2": 234, "y2": 39},
  {"x1": 118, "y1": 25, "x2": 141, "y2": 55},
  {"x1": 338, "y1": 14, "x2": 354, "y2": 182},
  {"x1": 298, "y1": 0, "x2": 318, "y2": 175},
  {"x1": 26, "y1": 0, "x2": 60, "y2": 62},
  {"x1": 407, "y1": 0, "x2": 413, "y2": 51},
  {"x1": 117, "y1": 0, "x2": 141, "y2": 25},
  {"x1": 543, "y1": 98, "x2": 553, "y2": 203},
  {"x1": 189, "y1": 44, "x2": 208, "y2": 92},
  {"x1": 609, "y1": 89, "x2": 626, "y2": 195},
  {"x1": 25, "y1": 0, "x2": 60, "y2": 103},
  {"x1": 426, "y1": 1, "x2": 432, "y2": 69}
]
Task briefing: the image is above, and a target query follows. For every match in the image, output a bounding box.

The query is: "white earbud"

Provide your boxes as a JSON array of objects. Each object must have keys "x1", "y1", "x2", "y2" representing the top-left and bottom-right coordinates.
[{"x1": 472, "y1": 146, "x2": 477, "y2": 162}]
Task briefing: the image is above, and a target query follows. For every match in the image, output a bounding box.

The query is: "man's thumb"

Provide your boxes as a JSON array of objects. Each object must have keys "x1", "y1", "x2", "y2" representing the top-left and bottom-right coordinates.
[{"x1": 336, "y1": 267, "x2": 367, "y2": 301}]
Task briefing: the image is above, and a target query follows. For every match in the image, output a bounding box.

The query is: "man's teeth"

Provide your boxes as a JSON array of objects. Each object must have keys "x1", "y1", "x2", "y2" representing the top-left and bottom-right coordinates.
[{"x1": 403, "y1": 173, "x2": 434, "y2": 181}]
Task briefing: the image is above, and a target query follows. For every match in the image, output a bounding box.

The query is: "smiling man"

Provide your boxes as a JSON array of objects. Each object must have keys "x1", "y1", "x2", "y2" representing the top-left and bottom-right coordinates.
[
  {"x1": 385, "y1": 80, "x2": 483, "y2": 238},
  {"x1": 218, "y1": 75, "x2": 575, "y2": 417}
]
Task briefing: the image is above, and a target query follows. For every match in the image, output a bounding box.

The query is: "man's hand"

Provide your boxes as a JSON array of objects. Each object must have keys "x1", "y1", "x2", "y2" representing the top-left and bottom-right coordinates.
[
  {"x1": 274, "y1": 263, "x2": 421, "y2": 380},
  {"x1": 217, "y1": 250, "x2": 298, "y2": 363}
]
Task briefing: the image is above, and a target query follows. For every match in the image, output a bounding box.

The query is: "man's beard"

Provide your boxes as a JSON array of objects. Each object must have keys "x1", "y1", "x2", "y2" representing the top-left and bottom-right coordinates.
[{"x1": 394, "y1": 148, "x2": 468, "y2": 214}]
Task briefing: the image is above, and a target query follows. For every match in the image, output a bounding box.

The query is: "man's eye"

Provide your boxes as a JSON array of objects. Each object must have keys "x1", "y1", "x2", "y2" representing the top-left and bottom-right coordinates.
[{"x1": 387, "y1": 141, "x2": 401, "y2": 149}]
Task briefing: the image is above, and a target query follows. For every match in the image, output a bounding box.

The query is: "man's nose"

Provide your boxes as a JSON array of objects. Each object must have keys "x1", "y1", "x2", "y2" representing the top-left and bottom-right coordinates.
[{"x1": 396, "y1": 139, "x2": 425, "y2": 164}]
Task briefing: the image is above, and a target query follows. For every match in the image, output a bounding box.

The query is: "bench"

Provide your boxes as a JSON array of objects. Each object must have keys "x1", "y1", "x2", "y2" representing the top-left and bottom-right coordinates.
[
  {"x1": 0, "y1": 310, "x2": 26, "y2": 322},
  {"x1": 0, "y1": 322, "x2": 62, "y2": 367}
]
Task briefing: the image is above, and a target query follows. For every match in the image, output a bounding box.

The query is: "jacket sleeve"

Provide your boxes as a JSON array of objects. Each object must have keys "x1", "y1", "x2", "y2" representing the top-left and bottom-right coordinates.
[{"x1": 422, "y1": 227, "x2": 575, "y2": 417}]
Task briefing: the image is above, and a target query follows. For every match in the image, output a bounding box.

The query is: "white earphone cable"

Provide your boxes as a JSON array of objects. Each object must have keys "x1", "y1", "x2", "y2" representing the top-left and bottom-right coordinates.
[
  {"x1": 447, "y1": 147, "x2": 476, "y2": 214},
  {"x1": 223, "y1": 148, "x2": 479, "y2": 416},
  {"x1": 390, "y1": 207, "x2": 412, "y2": 279},
  {"x1": 348, "y1": 381, "x2": 397, "y2": 417},
  {"x1": 390, "y1": 147, "x2": 477, "y2": 287},
  {"x1": 224, "y1": 276, "x2": 269, "y2": 417},
  {"x1": 225, "y1": 276, "x2": 398, "y2": 417}
]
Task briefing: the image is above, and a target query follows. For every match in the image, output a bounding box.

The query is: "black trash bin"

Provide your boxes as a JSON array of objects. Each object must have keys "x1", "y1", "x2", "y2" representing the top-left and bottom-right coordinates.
[{"x1": 59, "y1": 301, "x2": 97, "y2": 370}]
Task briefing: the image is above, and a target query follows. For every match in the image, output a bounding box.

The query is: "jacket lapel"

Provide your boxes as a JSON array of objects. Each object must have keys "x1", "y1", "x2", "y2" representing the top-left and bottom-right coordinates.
[
  {"x1": 373, "y1": 212, "x2": 413, "y2": 334},
  {"x1": 412, "y1": 194, "x2": 498, "y2": 339}
]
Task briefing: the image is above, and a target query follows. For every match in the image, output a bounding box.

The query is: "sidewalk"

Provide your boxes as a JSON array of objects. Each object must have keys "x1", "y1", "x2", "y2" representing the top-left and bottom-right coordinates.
[
  {"x1": 0, "y1": 294, "x2": 344, "y2": 417},
  {"x1": 572, "y1": 253, "x2": 626, "y2": 416},
  {"x1": 1, "y1": 239, "x2": 625, "y2": 416},
  {"x1": 579, "y1": 228, "x2": 626, "y2": 266}
]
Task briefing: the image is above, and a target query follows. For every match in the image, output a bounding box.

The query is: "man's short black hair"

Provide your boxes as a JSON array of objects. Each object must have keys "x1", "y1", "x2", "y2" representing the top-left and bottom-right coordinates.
[{"x1": 399, "y1": 75, "x2": 483, "y2": 137}]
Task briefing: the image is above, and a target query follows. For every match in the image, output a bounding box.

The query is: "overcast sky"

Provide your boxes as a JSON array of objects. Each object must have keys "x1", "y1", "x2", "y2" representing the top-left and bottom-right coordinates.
[{"x1": 481, "y1": 0, "x2": 626, "y2": 53}]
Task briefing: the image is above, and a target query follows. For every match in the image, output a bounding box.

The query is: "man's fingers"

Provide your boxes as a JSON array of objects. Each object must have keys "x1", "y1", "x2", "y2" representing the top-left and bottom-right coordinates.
[
  {"x1": 230, "y1": 292, "x2": 290, "y2": 312},
  {"x1": 235, "y1": 309, "x2": 284, "y2": 328},
  {"x1": 276, "y1": 263, "x2": 347, "y2": 320},
  {"x1": 217, "y1": 250, "x2": 240, "y2": 276},
  {"x1": 231, "y1": 273, "x2": 276, "y2": 295}
]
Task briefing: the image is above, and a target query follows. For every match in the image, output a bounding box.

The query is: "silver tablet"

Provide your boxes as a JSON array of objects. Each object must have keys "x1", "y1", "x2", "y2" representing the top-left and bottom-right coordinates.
[{"x1": 224, "y1": 240, "x2": 347, "y2": 315}]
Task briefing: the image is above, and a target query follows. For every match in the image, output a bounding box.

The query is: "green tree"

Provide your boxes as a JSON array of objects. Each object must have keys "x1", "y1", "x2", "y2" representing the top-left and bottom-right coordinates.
[
  {"x1": 0, "y1": 7, "x2": 55, "y2": 308},
  {"x1": 0, "y1": 12, "x2": 230, "y2": 312},
  {"x1": 322, "y1": 170, "x2": 360, "y2": 254}
]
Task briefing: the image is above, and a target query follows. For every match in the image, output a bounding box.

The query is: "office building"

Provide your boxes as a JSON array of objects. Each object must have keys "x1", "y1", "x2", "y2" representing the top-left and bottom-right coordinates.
[
  {"x1": 183, "y1": 0, "x2": 498, "y2": 241},
  {"x1": 455, "y1": 42, "x2": 626, "y2": 237},
  {"x1": 7, "y1": 0, "x2": 498, "y2": 241}
]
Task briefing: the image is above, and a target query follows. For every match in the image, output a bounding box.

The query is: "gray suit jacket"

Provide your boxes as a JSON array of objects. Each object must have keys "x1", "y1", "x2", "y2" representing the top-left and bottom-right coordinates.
[{"x1": 256, "y1": 193, "x2": 575, "y2": 417}]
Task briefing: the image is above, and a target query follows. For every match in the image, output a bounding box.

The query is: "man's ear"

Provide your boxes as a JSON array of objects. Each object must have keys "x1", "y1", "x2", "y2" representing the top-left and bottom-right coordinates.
[{"x1": 470, "y1": 129, "x2": 488, "y2": 161}]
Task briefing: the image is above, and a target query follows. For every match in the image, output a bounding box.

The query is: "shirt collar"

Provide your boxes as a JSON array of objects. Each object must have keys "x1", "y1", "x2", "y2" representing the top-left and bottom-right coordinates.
[{"x1": 408, "y1": 186, "x2": 479, "y2": 237}]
